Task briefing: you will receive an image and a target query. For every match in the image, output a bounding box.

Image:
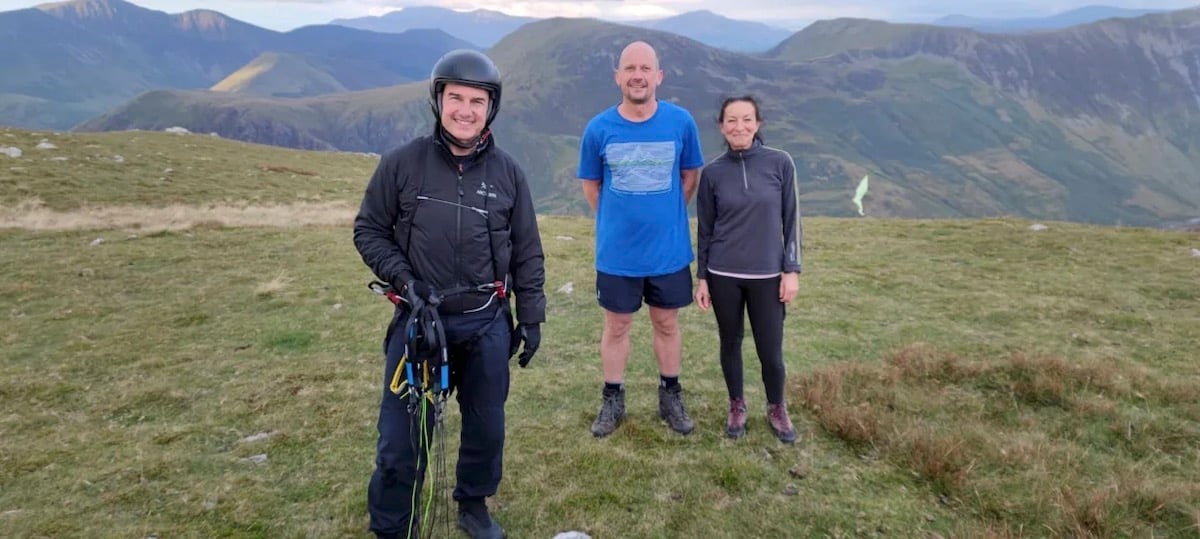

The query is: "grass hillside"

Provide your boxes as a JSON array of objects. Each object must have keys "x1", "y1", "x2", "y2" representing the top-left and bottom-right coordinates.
[
  {"x1": 0, "y1": 127, "x2": 376, "y2": 213},
  {"x1": 767, "y1": 18, "x2": 943, "y2": 61},
  {"x1": 211, "y1": 53, "x2": 352, "y2": 98},
  {"x1": 2, "y1": 128, "x2": 1199, "y2": 536}
]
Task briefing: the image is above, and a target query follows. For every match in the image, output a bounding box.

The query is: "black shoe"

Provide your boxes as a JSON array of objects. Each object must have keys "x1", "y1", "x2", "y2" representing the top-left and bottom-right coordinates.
[
  {"x1": 591, "y1": 387, "x2": 626, "y2": 437},
  {"x1": 658, "y1": 384, "x2": 695, "y2": 435},
  {"x1": 374, "y1": 529, "x2": 416, "y2": 539},
  {"x1": 457, "y1": 501, "x2": 505, "y2": 539},
  {"x1": 374, "y1": 516, "x2": 419, "y2": 539}
]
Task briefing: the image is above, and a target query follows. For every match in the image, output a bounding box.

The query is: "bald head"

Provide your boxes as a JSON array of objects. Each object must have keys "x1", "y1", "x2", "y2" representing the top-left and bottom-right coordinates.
[
  {"x1": 618, "y1": 41, "x2": 659, "y2": 71},
  {"x1": 614, "y1": 40, "x2": 663, "y2": 107}
]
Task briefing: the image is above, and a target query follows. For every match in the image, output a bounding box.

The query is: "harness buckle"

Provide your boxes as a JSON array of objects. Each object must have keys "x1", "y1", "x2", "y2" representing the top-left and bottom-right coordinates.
[
  {"x1": 484, "y1": 280, "x2": 506, "y2": 299},
  {"x1": 368, "y1": 280, "x2": 404, "y2": 306}
]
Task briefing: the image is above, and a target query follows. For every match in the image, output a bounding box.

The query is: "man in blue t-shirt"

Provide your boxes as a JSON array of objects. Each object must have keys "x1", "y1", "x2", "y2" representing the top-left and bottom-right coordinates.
[{"x1": 578, "y1": 40, "x2": 705, "y2": 438}]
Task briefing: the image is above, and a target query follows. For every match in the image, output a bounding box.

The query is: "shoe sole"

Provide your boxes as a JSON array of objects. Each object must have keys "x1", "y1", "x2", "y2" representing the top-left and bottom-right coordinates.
[
  {"x1": 657, "y1": 411, "x2": 694, "y2": 435},
  {"x1": 771, "y1": 429, "x2": 798, "y2": 444},
  {"x1": 591, "y1": 414, "x2": 625, "y2": 437}
]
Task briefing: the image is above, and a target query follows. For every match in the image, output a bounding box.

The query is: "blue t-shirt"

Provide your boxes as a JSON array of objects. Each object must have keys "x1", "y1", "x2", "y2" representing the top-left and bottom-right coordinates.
[{"x1": 577, "y1": 100, "x2": 704, "y2": 277}]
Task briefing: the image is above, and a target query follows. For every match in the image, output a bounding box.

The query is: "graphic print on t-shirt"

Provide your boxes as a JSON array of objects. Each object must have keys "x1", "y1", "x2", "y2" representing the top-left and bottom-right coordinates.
[{"x1": 605, "y1": 141, "x2": 675, "y2": 195}]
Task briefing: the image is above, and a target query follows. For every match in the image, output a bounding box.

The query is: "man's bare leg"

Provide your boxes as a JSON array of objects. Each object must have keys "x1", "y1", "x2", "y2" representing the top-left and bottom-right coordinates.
[
  {"x1": 601, "y1": 310, "x2": 634, "y2": 383},
  {"x1": 650, "y1": 306, "x2": 693, "y2": 434},
  {"x1": 592, "y1": 309, "x2": 634, "y2": 437},
  {"x1": 649, "y1": 306, "x2": 681, "y2": 376}
]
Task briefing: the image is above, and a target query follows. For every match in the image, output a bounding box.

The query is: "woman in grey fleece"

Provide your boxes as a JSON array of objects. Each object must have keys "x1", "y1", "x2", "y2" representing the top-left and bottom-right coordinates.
[{"x1": 694, "y1": 95, "x2": 802, "y2": 443}]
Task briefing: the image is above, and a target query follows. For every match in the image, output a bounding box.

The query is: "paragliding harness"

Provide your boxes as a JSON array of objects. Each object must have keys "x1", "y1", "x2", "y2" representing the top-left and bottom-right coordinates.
[
  {"x1": 365, "y1": 154, "x2": 515, "y2": 538},
  {"x1": 368, "y1": 279, "x2": 507, "y2": 539}
]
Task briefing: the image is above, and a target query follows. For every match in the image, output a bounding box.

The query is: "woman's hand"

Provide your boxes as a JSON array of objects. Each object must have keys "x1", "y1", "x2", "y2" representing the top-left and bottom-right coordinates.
[
  {"x1": 695, "y1": 279, "x2": 711, "y2": 311},
  {"x1": 779, "y1": 272, "x2": 799, "y2": 303}
]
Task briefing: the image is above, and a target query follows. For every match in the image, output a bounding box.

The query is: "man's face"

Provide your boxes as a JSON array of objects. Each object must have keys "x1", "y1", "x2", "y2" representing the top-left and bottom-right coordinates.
[
  {"x1": 615, "y1": 46, "x2": 662, "y2": 105},
  {"x1": 440, "y1": 82, "x2": 490, "y2": 142}
]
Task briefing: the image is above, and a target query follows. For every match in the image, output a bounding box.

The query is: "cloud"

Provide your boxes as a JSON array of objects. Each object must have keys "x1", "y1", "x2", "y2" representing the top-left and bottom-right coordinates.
[
  {"x1": 11, "y1": 0, "x2": 1193, "y2": 31},
  {"x1": 189, "y1": 0, "x2": 1200, "y2": 21}
]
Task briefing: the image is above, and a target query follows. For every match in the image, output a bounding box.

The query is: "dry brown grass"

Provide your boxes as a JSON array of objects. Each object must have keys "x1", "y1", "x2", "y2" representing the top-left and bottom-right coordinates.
[
  {"x1": 254, "y1": 271, "x2": 293, "y2": 297},
  {"x1": 795, "y1": 344, "x2": 1200, "y2": 536}
]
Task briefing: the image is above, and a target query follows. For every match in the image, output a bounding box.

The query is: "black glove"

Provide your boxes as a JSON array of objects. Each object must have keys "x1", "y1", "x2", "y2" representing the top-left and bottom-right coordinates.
[
  {"x1": 509, "y1": 323, "x2": 540, "y2": 368},
  {"x1": 402, "y1": 280, "x2": 437, "y2": 306}
]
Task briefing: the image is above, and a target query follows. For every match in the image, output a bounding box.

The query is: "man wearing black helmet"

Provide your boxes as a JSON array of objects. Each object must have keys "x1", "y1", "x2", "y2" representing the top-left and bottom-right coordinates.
[{"x1": 353, "y1": 49, "x2": 546, "y2": 539}]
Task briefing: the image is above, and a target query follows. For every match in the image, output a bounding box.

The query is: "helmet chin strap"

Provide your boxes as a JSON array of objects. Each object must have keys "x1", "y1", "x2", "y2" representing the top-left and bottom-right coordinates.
[
  {"x1": 434, "y1": 93, "x2": 495, "y2": 151},
  {"x1": 439, "y1": 125, "x2": 481, "y2": 150}
]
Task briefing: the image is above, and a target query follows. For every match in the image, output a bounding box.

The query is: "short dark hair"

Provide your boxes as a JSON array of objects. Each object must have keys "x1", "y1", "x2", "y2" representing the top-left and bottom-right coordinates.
[{"x1": 717, "y1": 95, "x2": 764, "y2": 149}]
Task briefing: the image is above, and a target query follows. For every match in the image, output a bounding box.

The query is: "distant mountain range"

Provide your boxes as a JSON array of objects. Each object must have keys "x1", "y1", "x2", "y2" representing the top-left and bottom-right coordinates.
[
  {"x1": 331, "y1": 6, "x2": 535, "y2": 49},
  {"x1": 0, "y1": 0, "x2": 1173, "y2": 131},
  {"x1": 77, "y1": 9, "x2": 1200, "y2": 227},
  {"x1": 331, "y1": 7, "x2": 793, "y2": 52},
  {"x1": 329, "y1": 4, "x2": 1168, "y2": 51},
  {"x1": 931, "y1": 5, "x2": 1167, "y2": 33},
  {"x1": 0, "y1": 0, "x2": 473, "y2": 129}
]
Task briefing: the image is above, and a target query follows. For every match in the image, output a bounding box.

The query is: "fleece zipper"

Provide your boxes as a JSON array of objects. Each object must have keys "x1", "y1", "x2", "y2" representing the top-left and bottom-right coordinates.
[{"x1": 739, "y1": 151, "x2": 749, "y2": 190}]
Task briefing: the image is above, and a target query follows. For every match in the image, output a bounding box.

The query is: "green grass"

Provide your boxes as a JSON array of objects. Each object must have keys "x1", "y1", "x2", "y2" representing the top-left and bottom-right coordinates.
[
  {"x1": 1, "y1": 126, "x2": 378, "y2": 211},
  {"x1": 2, "y1": 213, "x2": 1198, "y2": 537},
  {"x1": 2, "y1": 126, "x2": 1199, "y2": 537}
]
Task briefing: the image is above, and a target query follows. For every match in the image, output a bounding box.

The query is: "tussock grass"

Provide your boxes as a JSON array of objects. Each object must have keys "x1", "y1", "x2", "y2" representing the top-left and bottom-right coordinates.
[
  {"x1": 798, "y1": 345, "x2": 1200, "y2": 536},
  {"x1": 254, "y1": 272, "x2": 294, "y2": 298}
]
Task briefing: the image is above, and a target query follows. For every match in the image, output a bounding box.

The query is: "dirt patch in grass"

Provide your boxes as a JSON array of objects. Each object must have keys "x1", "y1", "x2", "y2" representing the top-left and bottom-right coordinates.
[{"x1": 0, "y1": 201, "x2": 355, "y2": 231}]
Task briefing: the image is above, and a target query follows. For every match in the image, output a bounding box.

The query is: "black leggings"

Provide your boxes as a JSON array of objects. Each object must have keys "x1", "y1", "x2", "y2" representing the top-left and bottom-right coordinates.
[{"x1": 707, "y1": 273, "x2": 787, "y2": 404}]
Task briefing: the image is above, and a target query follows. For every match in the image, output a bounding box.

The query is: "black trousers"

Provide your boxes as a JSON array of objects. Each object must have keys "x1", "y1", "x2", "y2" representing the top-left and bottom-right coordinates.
[
  {"x1": 707, "y1": 273, "x2": 787, "y2": 404},
  {"x1": 367, "y1": 306, "x2": 511, "y2": 536}
]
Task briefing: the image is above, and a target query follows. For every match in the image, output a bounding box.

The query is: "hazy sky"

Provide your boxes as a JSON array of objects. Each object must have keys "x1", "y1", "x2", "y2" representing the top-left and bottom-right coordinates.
[{"x1": 3, "y1": 0, "x2": 1197, "y2": 31}]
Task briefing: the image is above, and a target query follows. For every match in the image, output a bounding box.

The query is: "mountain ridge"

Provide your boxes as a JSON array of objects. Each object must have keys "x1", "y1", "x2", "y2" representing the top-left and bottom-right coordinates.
[
  {"x1": 331, "y1": 6, "x2": 794, "y2": 51},
  {"x1": 0, "y1": 0, "x2": 473, "y2": 129},
  {"x1": 77, "y1": 13, "x2": 1200, "y2": 225}
]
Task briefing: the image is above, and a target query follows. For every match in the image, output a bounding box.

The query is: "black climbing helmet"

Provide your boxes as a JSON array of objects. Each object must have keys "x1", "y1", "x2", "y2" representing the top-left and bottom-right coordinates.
[{"x1": 428, "y1": 49, "x2": 502, "y2": 128}]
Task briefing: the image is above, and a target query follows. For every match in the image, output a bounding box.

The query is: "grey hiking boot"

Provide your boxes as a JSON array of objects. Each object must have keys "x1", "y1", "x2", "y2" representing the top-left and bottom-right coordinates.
[
  {"x1": 457, "y1": 499, "x2": 505, "y2": 539},
  {"x1": 726, "y1": 397, "x2": 748, "y2": 439},
  {"x1": 658, "y1": 385, "x2": 695, "y2": 435},
  {"x1": 767, "y1": 403, "x2": 798, "y2": 444},
  {"x1": 591, "y1": 388, "x2": 625, "y2": 437}
]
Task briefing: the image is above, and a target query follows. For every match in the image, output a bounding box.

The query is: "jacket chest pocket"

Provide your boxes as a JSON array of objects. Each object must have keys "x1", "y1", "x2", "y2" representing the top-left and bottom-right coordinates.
[{"x1": 470, "y1": 181, "x2": 512, "y2": 233}]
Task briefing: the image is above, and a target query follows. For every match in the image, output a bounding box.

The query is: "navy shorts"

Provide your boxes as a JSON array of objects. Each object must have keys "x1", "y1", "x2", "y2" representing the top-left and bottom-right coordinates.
[{"x1": 596, "y1": 267, "x2": 693, "y2": 314}]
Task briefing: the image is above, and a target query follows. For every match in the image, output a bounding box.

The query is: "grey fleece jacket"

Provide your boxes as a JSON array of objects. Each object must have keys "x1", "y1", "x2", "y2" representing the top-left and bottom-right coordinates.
[{"x1": 696, "y1": 139, "x2": 802, "y2": 279}]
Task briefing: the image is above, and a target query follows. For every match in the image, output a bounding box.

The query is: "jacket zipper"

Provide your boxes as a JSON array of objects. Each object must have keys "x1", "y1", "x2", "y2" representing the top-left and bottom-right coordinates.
[{"x1": 456, "y1": 163, "x2": 464, "y2": 288}]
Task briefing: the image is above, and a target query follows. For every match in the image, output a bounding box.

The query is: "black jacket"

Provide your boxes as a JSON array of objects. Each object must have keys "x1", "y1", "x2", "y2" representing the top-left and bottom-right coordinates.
[
  {"x1": 696, "y1": 139, "x2": 802, "y2": 279},
  {"x1": 353, "y1": 130, "x2": 546, "y2": 324}
]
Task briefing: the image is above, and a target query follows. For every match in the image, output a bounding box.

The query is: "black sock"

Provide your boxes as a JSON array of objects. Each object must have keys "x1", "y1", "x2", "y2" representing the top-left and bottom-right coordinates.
[
  {"x1": 603, "y1": 382, "x2": 623, "y2": 396},
  {"x1": 460, "y1": 498, "x2": 490, "y2": 523},
  {"x1": 660, "y1": 375, "x2": 680, "y2": 390}
]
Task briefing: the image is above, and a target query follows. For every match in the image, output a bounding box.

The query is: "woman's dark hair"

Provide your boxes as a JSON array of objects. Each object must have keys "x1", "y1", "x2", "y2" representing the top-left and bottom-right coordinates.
[{"x1": 717, "y1": 95, "x2": 764, "y2": 148}]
